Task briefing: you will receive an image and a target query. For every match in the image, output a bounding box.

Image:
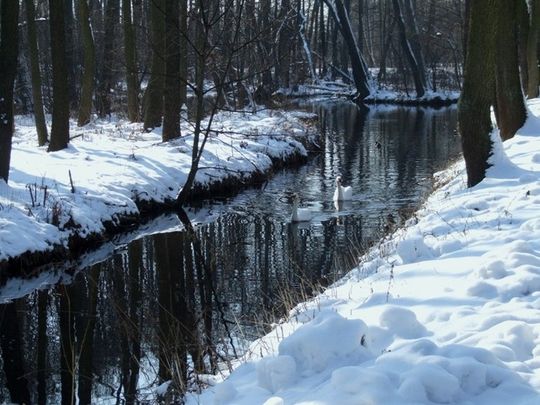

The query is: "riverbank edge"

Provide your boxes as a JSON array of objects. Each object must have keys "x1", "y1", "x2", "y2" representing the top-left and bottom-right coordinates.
[{"x1": 0, "y1": 124, "x2": 321, "y2": 281}]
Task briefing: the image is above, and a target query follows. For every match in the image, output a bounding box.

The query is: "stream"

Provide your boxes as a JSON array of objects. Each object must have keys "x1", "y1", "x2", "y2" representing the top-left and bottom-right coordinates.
[{"x1": 0, "y1": 101, "x2": 461, "y2": 403}]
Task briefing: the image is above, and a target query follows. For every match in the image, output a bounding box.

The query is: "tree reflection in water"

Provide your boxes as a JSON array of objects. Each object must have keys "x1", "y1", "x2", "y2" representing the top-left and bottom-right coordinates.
[{"x1": 0, "y1": 104, "x2": 460, "y2": 403}]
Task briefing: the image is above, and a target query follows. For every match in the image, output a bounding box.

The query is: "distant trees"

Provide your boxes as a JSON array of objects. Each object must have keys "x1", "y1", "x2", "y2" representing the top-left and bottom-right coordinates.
[{"x1": 4, "y1": 0, "x2": 540, "y2": 191}]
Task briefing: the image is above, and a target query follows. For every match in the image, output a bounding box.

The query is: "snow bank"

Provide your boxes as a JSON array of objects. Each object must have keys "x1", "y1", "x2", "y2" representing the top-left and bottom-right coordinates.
[
  {"x1": 0, "y1": 110, "x2": 316, "y2": 264},
  {"x1": 187, "y1": 100, "x2": 540, "y2": 404}
]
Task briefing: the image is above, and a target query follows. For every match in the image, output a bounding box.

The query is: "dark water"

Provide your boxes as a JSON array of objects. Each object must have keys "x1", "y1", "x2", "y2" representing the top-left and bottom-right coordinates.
[{"x1": 0, "y1": 102, "x2": 460, "y2": 403}]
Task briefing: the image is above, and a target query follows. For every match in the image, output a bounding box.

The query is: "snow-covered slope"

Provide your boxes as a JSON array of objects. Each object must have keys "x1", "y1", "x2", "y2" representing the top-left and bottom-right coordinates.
[{"x1": 186, "y1": 101, "x2": 540, "y2": 405}]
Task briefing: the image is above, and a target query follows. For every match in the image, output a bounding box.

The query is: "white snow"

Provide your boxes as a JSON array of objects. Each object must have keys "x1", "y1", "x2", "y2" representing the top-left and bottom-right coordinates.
[
  {"x1": 185, "y1": 99, "x2": 540, "y2": 404},
  {"x1": 0, "y1": 110, "x2": 315, "y2": 263}
]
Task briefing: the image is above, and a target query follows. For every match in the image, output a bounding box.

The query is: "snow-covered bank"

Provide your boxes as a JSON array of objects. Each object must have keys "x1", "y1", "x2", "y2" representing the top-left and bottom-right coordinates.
[
  {"x1": 186, "y1": 100, "x2": 540, "y2": 405},
  {"x1": 274, "y1": 79, "x2": 459, "y2": 106},
  {"x1": 0, "y1": 109, "x2": 317, "y2": 272}
]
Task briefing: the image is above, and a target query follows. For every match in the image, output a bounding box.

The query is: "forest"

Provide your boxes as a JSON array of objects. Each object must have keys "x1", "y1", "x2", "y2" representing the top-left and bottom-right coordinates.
[{"x1": 1, "y1": 0, "x2": 540, "y2": 404}]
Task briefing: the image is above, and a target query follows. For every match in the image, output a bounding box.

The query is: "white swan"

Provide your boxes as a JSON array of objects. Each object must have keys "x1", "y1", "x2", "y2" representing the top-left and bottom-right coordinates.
[
  {"x1": 291, "y1": 194, "x2": 315, "y2": 222},
  {"x1": 333, "y1": 176, "x2": 352, "y2": 201}
]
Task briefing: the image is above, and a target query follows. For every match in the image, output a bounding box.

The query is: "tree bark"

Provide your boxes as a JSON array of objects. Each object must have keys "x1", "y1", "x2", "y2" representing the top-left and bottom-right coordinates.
[
  {"x1": 162, "y1": 0, "x2": 181, "y2": 141},
  {"x1": 123, "y1": 0, "x2": 139, "y2": 122},
  {"x1": 143, "y1": 0, "x2": 166, "y2": 130},
  {"x1": 494, "y1": 0, "x2": 527, "y2": 141},
  {"x1": 0, "y1": 0, "x2": 19, "y2": 182},
  {"x1": 527, "y1": 0, "x2": 540, "y2": 98},
  {"x1": 49, "y1": 0, "x2": 70, "y2": 152},
  {"x1": 24, "y1": 0, "x2": 49, "y2": 146},
  {"x1": 517, "y1": 0, "x2": 530, "y2": 92},
  {"x1": 77, "y1": 0, "x2": 96, "y2": 126},
  {"x1": 458, "y1": 0, "x2": 496, "y2": 187}
]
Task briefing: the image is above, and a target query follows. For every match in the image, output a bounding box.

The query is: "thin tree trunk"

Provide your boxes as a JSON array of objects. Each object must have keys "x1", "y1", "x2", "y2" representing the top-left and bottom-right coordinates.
[
  {"x1": 24, "y1": 0, "x2": 48, "y2": 146},
  {"x1": 162, "y1": 0, "x2": 181, "y2": 141},
  {"x1": 77, "y1": 0, "x2": 96, "y2": 126},
  {"x1": 123, "y1": 0, "x2": 139, "y2": 122},
  {"x1": 495, "y1": 0, "x2": 526, "y2": 141},
  {"x1": 0, "y1": 0, "x2": 19, "y2": 182},
  {"x1": 49, "y1": 0, "x2": 70, "y2": 152},
  {"x1": 458, "y1": 0, "x2": 496, "y2": 187}
]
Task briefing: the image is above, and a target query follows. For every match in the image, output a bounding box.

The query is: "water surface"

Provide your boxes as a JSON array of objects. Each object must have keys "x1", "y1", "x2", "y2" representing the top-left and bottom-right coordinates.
[{"x1": 0, "y1": 102, "x2": 460, "y2": 403}]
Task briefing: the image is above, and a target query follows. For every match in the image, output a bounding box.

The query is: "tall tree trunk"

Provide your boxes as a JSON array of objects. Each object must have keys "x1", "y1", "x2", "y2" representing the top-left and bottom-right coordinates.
[
  {"x1": 123, "y1": 0, "x2": 139, "y2": 122},
  {"x1": 392, "y1": 0, "x2": 426, "y2": 97},
  {"x1": 143, "y1": 0, "x2": 166, "y2": 130},
  {"x1": 0, "y1": 0, "x2": 19, "y2": 182},
  {"x1": 495, "y1": 0, "x2": 527, "y2": 140},
  {"x1": 24, "y1": 0, "x2": 48, "y2": 146},
  {"x1": 458, "y1": 0, "x2": 496, "y2": 187},
  {"x1": 97, "y1": 0, "x2": 119, "y2": 117},
  {"x1": 527, "y1": 0, "x2": 540, "y2": 98},
  {"x1": 77, "y1": 0, "x2": 96, "y2": 126},
  {"x1": 162, "y1": 0, "x2": 181, "y2": 141},
  {"x1": 49, "y1": 0, "x2": 70, "y2": 152}
]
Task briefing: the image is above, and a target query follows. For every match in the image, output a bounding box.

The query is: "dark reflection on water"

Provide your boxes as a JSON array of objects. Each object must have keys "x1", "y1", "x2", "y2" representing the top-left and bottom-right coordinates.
[{"x1": 0, "y1": 102, "x2": 460, "y2": 403}]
